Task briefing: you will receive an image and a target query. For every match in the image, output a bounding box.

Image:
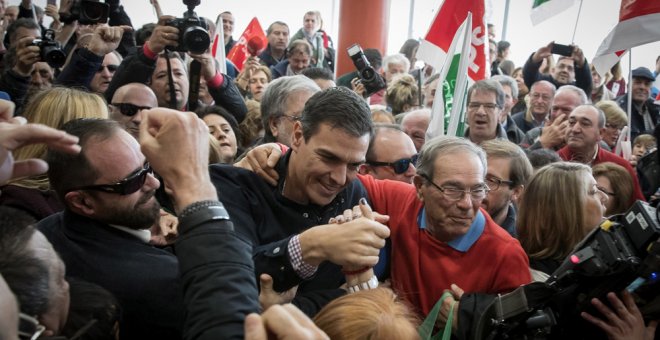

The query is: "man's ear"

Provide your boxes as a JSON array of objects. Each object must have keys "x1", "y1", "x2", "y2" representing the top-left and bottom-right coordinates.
[
  {"x1": 291, "y1": 121, "x2": 304, "y2": 150},
  {"x1": 269, "y1": 116, "x2": 279, "y2": 138},
  {"x1": 511, "y1": 185, "x2": 524, "y2": 205},
  {"x1": 65, "y1": 191, "x2": 96, "y2": 216},
  {"x1": 413, "y1": 175, "x2": 425, "y2": 201}
]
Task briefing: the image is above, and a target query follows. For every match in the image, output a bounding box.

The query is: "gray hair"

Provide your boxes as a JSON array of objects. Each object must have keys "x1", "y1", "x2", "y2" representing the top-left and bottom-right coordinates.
[
  {"x1": 467, "y1": 79, "x2": 505, "y2": 109},
  {"x1": 555, "y1": 85, "x2": 589, "y2": 105},
  {"x1": 416, "y1": 136, "x2": 487, "y2": 181},
  {"x1": 383, "y1": 53, "x2": 410, "y2": 72},
  {"x1": 491, "y1": 75, "x2": 518, "y2": 99},
  {"x1": 577, "y1": 104, "x2": 606, "y2": 128},
  {"x1": 260, "y1": 75, "x2": 321, "y2": 140}
]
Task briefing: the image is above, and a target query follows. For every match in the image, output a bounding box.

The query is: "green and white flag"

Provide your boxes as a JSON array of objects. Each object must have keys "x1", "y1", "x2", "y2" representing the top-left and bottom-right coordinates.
[
  {"x1": 425, "y1": 13, "x2": 473, "y2": 138},
  {"x1": 530, "y1": 0, "x2": 577, "y2": 26}
]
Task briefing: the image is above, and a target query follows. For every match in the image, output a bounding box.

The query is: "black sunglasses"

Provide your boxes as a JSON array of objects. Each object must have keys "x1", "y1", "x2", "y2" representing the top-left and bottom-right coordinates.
[
  {"x1": 367, "y1": 154, "x2": 419, "y2": 174},
  {"x1": 97, "y1": 64, "x2": 118, "y2": 73},
  {"x1": 65, "y1": 163, "x2": 153, "y2": 195},
  {"x1": 111, "y1": 103, "x2": 152, "y2": 117}
]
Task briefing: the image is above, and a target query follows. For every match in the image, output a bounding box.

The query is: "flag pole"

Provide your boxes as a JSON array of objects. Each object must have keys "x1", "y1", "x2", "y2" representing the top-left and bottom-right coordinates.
[
  {"x1": 627, "y1": 50, "x2": 633, "y2": 143},
  {"x1": 501, "y1": 0, "x2": 510, "y2": 41},
  {"x1": 570, "y1": 0, "x2": 584, "y2": 44},
  {"x1": 408, "y1": 0, "x2": 415, "y2": 39}
]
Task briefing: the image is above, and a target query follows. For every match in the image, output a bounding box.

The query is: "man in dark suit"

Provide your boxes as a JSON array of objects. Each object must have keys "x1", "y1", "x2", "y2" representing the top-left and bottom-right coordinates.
[{"x1": 38, "y1": 118, "x2": 182, "y2": 340}]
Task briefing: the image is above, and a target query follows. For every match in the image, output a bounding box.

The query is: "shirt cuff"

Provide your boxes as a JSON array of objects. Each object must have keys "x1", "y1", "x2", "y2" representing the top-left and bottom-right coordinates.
[
  {"x1": 143, "y1": 42, "x2": 158, "y2": 60},
  {"x1": 206, "y1": 72, "x2": 224, "y2": 89},
  {"x1": 287, "y1": 234, "x2": 317, "y2": 279}
]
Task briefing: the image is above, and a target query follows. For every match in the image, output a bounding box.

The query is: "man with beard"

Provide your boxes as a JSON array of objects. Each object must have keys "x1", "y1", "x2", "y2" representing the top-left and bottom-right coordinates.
[
  {"x1": 38, "y1": 119, "x2": 183, "y2": 340},
  {"x1": 479, "y1": 139, "x2": 532, "y2": 237}
]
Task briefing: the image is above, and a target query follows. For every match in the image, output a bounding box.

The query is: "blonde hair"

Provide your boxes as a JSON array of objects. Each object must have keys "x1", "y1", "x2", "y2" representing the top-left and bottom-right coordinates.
[
  {"x1": 386, "y1": 74, "x2": 418, "y2": 115},
  {"x1": 313, "y1": 288, "x2": 420, "y2": 340},
  {"x1": 11, "y1": 87, "x2": 108, "y2": 189},
  {"x1": 370, "y1": 105, "x2": 395, "y2": 124},
  {"x1": 238, "y1": 99, "x2": 263, "y2": 148},
  {"x1": 517, "y1": 162, "x2": 593, "y2": 261},
  {"x1": 596, "y1": 100, "x2": 628, "y2": 128}
]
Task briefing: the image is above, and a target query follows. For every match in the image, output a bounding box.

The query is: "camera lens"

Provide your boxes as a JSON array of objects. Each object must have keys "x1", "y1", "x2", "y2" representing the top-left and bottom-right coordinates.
[
  {"x1": 361, "y1": 68, "x2": 375, "y2": 81},
  {"x1": 182, "y1": 26, "x2": 210, "y2": 54},
  {"x1": 43, "y1": 47, "x2": 66, "y2": 68}
]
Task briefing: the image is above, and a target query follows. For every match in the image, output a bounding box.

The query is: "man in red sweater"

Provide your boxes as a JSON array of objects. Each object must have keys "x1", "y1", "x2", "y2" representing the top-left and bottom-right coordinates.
[
  {"x1": 557, "y1": 105, "x2": 645, "y2": 203},
  {"x1": 360, "y1": 136, "x2": 531, "y2": 318}
]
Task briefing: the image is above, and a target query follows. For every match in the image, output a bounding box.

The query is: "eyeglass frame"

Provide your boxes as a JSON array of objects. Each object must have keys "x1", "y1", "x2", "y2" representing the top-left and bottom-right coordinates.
[
  {"x1": 19, "y1": 313, "x2": 45, "y2": 340},
  {"x1": 467, "y1": 102, "x2": 500, "y2": 113},
  {"x1": 110, "y1": 103, "x2": 152, "y2": 117},
  {"x1": 596, "y1": 185, "x2": 616, "y2": 196},
  {"x1": 64, "y1": 163, "x2": 153, "y2": 196},
  {"x1": 278, "y1": 113, "x2": 302, "y2": 122},
  {"x1": 485, "y1": 174, "x2": 514, "y2": 191},
  {"x1": 604, "y1": 123, "x2": 624, "y2": 132},
  {"x1": 97, "y1": 64, "x2": 119, "y2": 73},
  {"x1": 419, "y1": 173, "x2": 490, "y2": 201},
  {"x1": 367, "y1": 154, "x2": 419, "y2": 174}
]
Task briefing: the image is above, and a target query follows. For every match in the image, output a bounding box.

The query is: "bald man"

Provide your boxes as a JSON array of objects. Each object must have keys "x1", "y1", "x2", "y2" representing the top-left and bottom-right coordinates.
[
  {"x1": 110, "y1": 83, "x2": 158, "y2": 139},
  {"x1": 401, "y1": 108, "x2": 431, "y2": 152}
]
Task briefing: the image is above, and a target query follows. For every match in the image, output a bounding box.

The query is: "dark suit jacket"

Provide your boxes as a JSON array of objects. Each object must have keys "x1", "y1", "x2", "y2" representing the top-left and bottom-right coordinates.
[{"x1": 37, "y1": 211, "x2": 183, "y2": 340}]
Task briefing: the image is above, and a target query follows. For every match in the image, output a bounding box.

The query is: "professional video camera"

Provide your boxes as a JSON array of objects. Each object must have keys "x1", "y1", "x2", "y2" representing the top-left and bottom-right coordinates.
[
  {"x1": 347, "y1": 44, "x2": 386, "y2": 97},
  {"x1": 166, "y1": 0, "x2": 210, "y2": 54},
  {"x1": 59, "y1": 0, "x2": 109, "y2": 25},
  {"x1": 31, "y1": 30, "x2": 66, "y2": 68},
  {"x1": 471, "y1": 201, "x2": 660, "y2": 340}
]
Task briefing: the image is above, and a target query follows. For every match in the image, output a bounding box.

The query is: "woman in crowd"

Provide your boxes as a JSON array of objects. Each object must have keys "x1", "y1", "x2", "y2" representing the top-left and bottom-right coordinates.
[
  {"x1": 592, "y1": 162, "x2": 634, "y2": 216},
  {"x1": 590, "y1": 65, "x2": 616, "y2": 104},
  {"x1": 370, "y1": 105, "x2": 396, "y2": 124},
  {"x1": 386, "y1": 74, "x2": 419, "y2": 116},
  {"x1": 606, "y1": 61, "x2": 626, "y2": 97},
  {"x1": 511, "y1": 67, "x2": 528, "y2": 114},
  {"x1": 196, "y1": 105, "x2": 241, "y2": 164},
  {"x1": 517, "y1": 162, "x2": 607, "y2": 278},
  {"x1": 595, "y1": 100, "x2": 628, "y2": 151},
  {"x1": 238, "y1": 99, "x2": 265, "y2": 149},
  {"x1": 0, "y1": 87, "x2": 108, "y2": 219}
]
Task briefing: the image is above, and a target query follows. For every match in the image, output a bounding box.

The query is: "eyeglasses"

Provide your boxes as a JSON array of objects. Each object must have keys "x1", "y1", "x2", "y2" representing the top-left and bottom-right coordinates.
[
  {"x1": 65, "y1": 163, "x2": 153, "y2": 195},
  {"x1": 367, "y1": 154, "x2": 419, "y2": 174},
  {"x1": 111, "y1": 103, "x2": 152, "y2": 117},
  {"x1": 596, "y1": 185, "x2": 615, "y2": 196},
  {"x1": 19, "y1": 313, "x2": 45, "y2": 340},
  {"x1": 279, "y1": 114, "x2": 301, "y2": 122},
  {"x1": 420, "y1": 174, "x2": 490, "y2": 201},
  {"x1": 467, "y1": 102, "x2": 499, "y2": 113},
  {"x1": 485, "y1": 175, "x2": 514, "y2": 191},
  {"x1": 97, "y1": 64, "x2": 118, "y2": 73}
]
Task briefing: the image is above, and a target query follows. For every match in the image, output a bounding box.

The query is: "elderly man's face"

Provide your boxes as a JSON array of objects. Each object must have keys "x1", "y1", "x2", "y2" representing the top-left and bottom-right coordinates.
[
  {"x1": 529, "y1": 82, "x2": 554, "y2": 117},
  {"x1": 90, "y1": 53, "x2": 120, "y2": 94},
  {"x1": 110, "y1": 85, "x2": 158, "y2": 139},
  {"x1": 384, "y1": 63, "x2": 407, "y2": 84},
  {"x1": 271, "y1": 90, "x2": 313, "y2": 146},
  {"x1": 567, "y1": 106, "x2": 602, "y2": 153},
  {"x1": 415, "y1": 152, "x2": 485, "y2": 242}
]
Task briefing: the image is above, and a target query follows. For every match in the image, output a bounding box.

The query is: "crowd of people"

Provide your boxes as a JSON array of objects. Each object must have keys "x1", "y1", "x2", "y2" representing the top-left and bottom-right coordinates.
[{"x1": 0, "y1": 0, "x2": 659, "y2": 339}]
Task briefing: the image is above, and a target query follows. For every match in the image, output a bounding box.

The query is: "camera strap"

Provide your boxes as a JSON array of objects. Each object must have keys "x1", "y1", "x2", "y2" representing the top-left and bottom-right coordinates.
[
  {"x1": 188, "y1": 60, "x2": 202, "y2": 112},
  {"x1": 165, "y1": 52, "x2": 178, "y2": 110}
]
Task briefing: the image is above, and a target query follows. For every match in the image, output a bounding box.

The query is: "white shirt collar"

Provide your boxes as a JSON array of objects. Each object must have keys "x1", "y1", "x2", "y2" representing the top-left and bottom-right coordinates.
[{"x1": 109, "y1": 224, "x2": 151, "y2": 244}]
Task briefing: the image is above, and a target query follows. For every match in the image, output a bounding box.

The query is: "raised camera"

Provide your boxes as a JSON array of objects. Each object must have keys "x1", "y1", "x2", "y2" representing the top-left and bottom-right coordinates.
[
  {"x1": 347, "y1": 44, "x2": 386, "y2": 96},
  {"x1": 59, "y1": 0, "x2": 109, "y2": 25},
  {"x1": 31, "y1": 30, "x2": 66, "y2": 68},
  {"x1": 166, "y1": 10, "x2": 209, "y2": 54}
]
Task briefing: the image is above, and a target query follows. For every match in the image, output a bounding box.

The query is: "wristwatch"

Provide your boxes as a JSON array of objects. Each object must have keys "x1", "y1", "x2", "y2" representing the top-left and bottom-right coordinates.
[{"x1": 347, "y1": 275, "x2": 379, "y2": 293}]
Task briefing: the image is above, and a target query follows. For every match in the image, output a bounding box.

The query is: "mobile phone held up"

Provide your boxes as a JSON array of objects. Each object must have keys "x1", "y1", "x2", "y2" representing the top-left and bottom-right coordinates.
[
  {"x1": 47, "y1": 0, "x2": 56, "y2": 6},
  {"x1": 551, "y1": 43, "x2": 573, "y2": 56}
]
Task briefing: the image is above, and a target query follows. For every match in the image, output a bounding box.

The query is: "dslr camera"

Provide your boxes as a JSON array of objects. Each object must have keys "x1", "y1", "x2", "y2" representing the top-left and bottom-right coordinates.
[
  {"x1": 59, "y1": 0, "x2": 109, "y2": 25},
  {"x1": 347, "y1": 44, "x2": 386, "y2": 97},
  {"x1": 31, "y1": 30, "x2": 66, "y2": 68},
  {"x1": 166, "y1": 0, "x2": 210, "y2": 54}
]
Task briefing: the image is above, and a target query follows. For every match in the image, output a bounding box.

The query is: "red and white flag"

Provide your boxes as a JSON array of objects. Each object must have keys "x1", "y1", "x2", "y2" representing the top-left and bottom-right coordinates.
[
  {"x1": 416, "y1": 0, "x2": 487, "y2": 82},
  {"x1": 227, "y1": 17, "x2": 268, "y2": 72},
  {"x1": 592, "y1": 1, "x2": 660, "y2": 79}
]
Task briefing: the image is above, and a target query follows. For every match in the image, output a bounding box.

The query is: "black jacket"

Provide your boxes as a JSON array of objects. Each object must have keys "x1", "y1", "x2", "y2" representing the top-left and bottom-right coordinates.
[
  {"x1": 105, "y1": 46, "x2": 247, "y2": 123},
  {"x1": 209, "y1": 151, "x2": 368, "y2": 315},
  {"x1": 522, "y1": 53, "x2": 593, "y2": 96},
  {"x1": 176, "y1": 209, "x2": 259, "y2": 340},
  {"x1": 615, "y1": 95, "x2": 660, "y2": 141},
  {"x1": 55, "y1": 48, "x2": 103, "y2": 91},
  {"x1": 37, "y1": 211, "x2": 183, "y2": 340}
]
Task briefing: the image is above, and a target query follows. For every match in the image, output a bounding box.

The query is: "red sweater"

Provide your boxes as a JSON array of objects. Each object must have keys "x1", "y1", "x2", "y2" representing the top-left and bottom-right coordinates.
[
  {"x1": 359, "y1": 175, "x2": 531, "y2": 316},
  {"x1": 557, "y1": 146, "x2": 645, "y2": 204}
]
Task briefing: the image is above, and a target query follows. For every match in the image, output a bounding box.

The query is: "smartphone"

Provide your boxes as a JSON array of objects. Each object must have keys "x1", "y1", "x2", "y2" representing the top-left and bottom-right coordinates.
[
  {"x1": 551, "y1": 43, "x2": 573, "y2": 56},
  {"x1": 47, "y1": 0, "x2": 57, "y2": 6}
]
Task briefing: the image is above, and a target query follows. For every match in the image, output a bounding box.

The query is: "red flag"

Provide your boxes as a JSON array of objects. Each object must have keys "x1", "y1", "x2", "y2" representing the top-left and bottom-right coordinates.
[
  {"x1": 227, "y1": 17, "x2": 268, "y2": 72},
  {"x1": 592, "y1": 1, "x2": 660, "y2": 78},
  {"x1": 416, "y1": 0, "x2": 487, "y2": 82}
]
